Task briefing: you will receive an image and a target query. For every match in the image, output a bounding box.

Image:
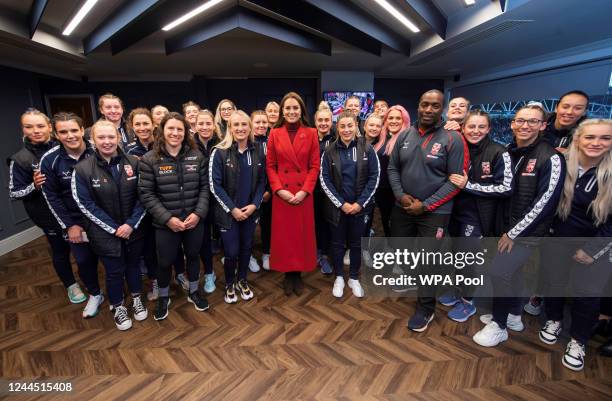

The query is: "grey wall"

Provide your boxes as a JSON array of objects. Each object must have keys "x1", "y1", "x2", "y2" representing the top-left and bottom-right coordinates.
[{"x1": 0, "y1": 66, "x2": 46, "y2": 241}]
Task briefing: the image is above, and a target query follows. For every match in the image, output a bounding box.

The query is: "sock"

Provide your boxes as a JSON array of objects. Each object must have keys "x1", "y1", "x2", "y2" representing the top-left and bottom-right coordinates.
[
  {"x1": 159, "y1": 286, "x2": 170, "y2": 297},
  {"x1": 189, "y1": 280, "x2": 198, "y2": 293}
]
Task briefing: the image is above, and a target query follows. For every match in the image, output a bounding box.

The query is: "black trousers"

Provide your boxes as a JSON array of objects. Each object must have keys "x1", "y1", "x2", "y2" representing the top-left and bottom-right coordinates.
[
  {"x1": 314, "y1": 189, "x2": 330, "y2": 257},
  {"x1": 144, "y1": 223, "x2": 186, "y2": 280},
  {"x1": 155, "y1": 222, "x2": 204, "y2": 289},
  {"x1": 44, "y1": 228, "x2": 75, "y2": 288},
  {"x1": 389, "y1": 205, "x2": 450, "y2": 315},
  {"x1": 260, "y1": 199, "x2": 272, "y2": 255},
  {"x1": 448, "y1": 220, "x2": 483, "y2": 301},
  {"x1": 540, "y1": 239, "x2": 612, "y2": 344},
  {"x1": 331, "y1": 213, "x2": 367, "y2": 279},
  {"x1": 375, "y1": 188, "x2": 395, "y2": 237}
]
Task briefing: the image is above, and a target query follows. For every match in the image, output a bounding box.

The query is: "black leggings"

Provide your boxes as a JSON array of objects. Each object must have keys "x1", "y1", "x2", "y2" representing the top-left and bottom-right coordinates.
[
  {"x1": 155, "y1": 222, "x2": 204, "y2": 289},
  {"x1": 44, "y1": 229, "x2": 75, "y2": 288},
  {"x1": 260, "y1": 199, "x2": 272, "y2": 254},
  {"x1": 375, "y1": 188, "x2": 395, "y2": 237}
]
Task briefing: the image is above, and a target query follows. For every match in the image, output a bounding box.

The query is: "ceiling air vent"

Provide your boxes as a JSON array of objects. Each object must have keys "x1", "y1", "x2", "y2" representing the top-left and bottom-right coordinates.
[{"x1": 407, "y1": 19, "x2": 533, "y2": 66}]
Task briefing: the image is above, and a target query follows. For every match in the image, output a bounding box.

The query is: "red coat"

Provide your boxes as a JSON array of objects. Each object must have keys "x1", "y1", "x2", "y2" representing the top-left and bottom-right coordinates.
[{"x1": 266, "y1": 124, "x2": 320, "y2": 272}]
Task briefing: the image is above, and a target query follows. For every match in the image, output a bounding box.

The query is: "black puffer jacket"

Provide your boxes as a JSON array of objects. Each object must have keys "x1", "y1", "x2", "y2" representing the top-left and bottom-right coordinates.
[{"x1": 138, "y1": 144, "x2": 209, "y2": 228}]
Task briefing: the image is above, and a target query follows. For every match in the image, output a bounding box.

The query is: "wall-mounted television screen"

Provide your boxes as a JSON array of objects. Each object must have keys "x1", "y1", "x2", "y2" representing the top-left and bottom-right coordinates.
[{"x1": 323, "y1": 91, "x2": 375, "y2": 122}]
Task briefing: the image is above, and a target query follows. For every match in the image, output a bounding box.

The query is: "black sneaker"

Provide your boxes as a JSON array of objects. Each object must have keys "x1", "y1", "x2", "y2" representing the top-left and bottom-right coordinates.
[
  {"x1": 154, "y1": 296, "x2": 171, "y2": 321},
  {"x1": 236, "y1": 279, "x2": 254, "y2": 301},
  {"x1": 111, "y1": 305, "x2": 133, "y2": 331},
  {"x1": 187, "y1": 290, "x2": 210, "y2": 311}
]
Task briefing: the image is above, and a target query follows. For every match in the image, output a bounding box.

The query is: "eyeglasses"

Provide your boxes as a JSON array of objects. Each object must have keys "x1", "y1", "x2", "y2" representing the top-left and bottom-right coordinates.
[
  {"x1": 220, "y1": 107, "x2": 234, "y2": 112},
  {"x1": 512, "y1": 118, "x2": 542, "y2": 127}
]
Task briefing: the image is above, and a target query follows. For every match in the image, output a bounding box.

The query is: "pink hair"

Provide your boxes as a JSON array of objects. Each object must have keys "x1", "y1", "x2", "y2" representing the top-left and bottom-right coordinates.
[{"x1": 374, "y1": 105, "x2": 411, "y2": 155}]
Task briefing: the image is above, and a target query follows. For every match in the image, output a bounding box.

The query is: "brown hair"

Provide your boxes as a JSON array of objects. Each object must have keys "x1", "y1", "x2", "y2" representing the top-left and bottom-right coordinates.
[
  {"x1": 182, "y1": 101, "x2": 200, "y2": 114},
  {"x1": 153, "y1": 112, "x2": 195, "y2": 156},
  {"x1": 275, "y1": 91, "x2": 310, "y2": 128},
  {"x1": 20, "y1": 108, "x2": 51, "y2": 126},
  {"x1": 52, "y1": 111, "x2": 84, "y2": 130},
  {"x1": 250, "y1": 109, "x2": 267, "y2": 119},
  {"x1": 126, "y1": 108, "x2": 153, "y2": 132},
  {"x1": 463, "y1": 109, "x2": 490, "y2": 127}
]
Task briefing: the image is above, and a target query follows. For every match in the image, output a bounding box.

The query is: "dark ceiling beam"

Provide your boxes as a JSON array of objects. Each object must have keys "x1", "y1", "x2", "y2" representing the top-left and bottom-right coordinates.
[
  {"x1": 245, "y1": 0, "x2": 382, "y2": 56},
  {"x1": 165, "y1": 6, "x2": 331, "y2": 56},
  {"x1": 404, "y1": 0, "x2": 446, "y2": 39},
  {"x1": 83, "y1": 0, "x2": 163, "y2": 54},
  {"x1": 28, "y1": 0, "x2": 49, "y2": 38},
  {"x1": 303, "y1": 0, "x2": 411, "y2": 55}
]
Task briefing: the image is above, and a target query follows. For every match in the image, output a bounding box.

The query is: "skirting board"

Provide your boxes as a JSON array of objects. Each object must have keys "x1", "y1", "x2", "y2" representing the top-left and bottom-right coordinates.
[{"x1": 0, "y1": 226, "x2": 44, "y2": 256}]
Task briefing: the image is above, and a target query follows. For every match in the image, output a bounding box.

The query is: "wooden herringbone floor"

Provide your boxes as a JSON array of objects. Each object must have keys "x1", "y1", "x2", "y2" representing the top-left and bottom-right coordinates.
[{"x1": 1, "y1": 235, "x2": 611, "y2": 401}]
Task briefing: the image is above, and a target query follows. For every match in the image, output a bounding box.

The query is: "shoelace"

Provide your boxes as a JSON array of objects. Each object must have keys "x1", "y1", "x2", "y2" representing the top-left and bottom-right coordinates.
[
  {"x1": 239, "y1": 281, "x2": 250, "y2": 293},
  {"x1": 567, "y1": 341, "x2": 585, "y2": 358},
  {"x1": 115, "y1": 306, "x2": 129, "y2": 323},
  {"x1": 544, "y1": 320, "x2": 561, "y2": 333},
  {"x1": 133, "y1": 298, "x2": 146, "y2": 314}
]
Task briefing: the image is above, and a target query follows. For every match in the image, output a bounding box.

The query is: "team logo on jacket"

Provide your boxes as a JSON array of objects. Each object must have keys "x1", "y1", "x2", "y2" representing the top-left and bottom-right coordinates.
[
  {"x1": 481, "y1": 162, "x2": 491, "y2": 175},
  {"x1": 158, "y1": 165, "x2": 174, "y2": 175},
  {"x1": 31, "y1": 162, "x2": 39, "y2": 170},
  {"x1": 62, "y1": 170, "x2": 72, "y2": 180},
  {"x1": 431, "y1": 143, "x2": 441, "y2": 156},
  {"x1": 185, "y1": 164, "x2": 198, "y2": 172},
  {"x1": 92, "y1": 178, "x2": 100, "y2": 188},
  {"x1": 123, "y1": 164, "x2": 134, "y2": 177},
  {"x1": 522, "y1": 158, "x2": 537, "y2": 176}
]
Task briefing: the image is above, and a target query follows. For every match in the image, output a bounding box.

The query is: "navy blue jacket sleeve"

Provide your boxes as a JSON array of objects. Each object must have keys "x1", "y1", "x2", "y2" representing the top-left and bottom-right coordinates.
[
  {"x1": 463, "y1": 151, "x2": 514, "y2": 199},
  {"x1": 253, "y1": 147, "x2": 266, "y2": 209},
  {"x1": 507, "y1": 154, "x2": 565, "y2": 239},
  {"x1": 40, "y1": 153, "x2": 76, "y2": 229},
  {"x1": 8, "y1": 160, "x2": 36, "y2": 199},
  {"x1": 356, "y1": 145, "x2": 380, "y2": 208},
  {"x1": 319, "y1": 150, "x2": 344, "y2": 208},
  {"x1": 209, "y1": 148, "x2": 236, "y2": 213},
  {"x1": 71, "y1": 170, "x2": 120, "y2": 234}
]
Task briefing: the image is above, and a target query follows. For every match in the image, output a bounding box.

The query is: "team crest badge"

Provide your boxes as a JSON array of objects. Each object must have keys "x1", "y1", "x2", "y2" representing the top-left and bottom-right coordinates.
[
  {"x1": 124, "y1": 164, "x2": 134, "y2": 177},
  {"x1": 431, "y1": 143, "x2": 441, "y2": 156},
  {"x1": 481, "y1": 162, "x2": 490, "y2": 175},
  {"x1": 525, "y1": 159, "x2": 537, "y2": 173}
]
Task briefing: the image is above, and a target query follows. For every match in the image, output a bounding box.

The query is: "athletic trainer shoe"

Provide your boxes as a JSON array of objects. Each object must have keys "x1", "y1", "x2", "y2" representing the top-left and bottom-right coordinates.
[
  {"x1": 343, "y1": 250, "x2": 350, "y2": 265},
  {"x1": 319, "y1": 255, "x2": 333, "y2": 275},
  {"x1": 539, "y1": 320, "x2": 562, "y2": 345},
  {"x1": 524, "y1": 295, "x2": 543, "y2": 316},
  {"x1": 187, "y1": 291, "x2": 210, "y2": 311},
  {"x1": 473, "y1": 321, "x2": 508, "y2": 347},
  {"x1": 82, "y1": 294, "x2": 104, "y2": 318},
  {"x1": 562, "y1": 339, "x2": 586, "y2": 371},
  {"x1": 332, "y1": 276, "x2": 345, "y2": 298},
  {"x1": 111, "y1": 305, "x2": 132, "y2": 331},
  {"x1": 67, "y1": 283, "x2": 87, "y2": 304},
  {"x1": 224, "y1": 284, "x2": 238, "y2": 304},
  {"x1": 236, "y1": 279, "x2": 254, "y2": 301},
  {"x1": 153, "y1": 297, "x2": 171, "y2": 321},
  {"x1": 348, "y1": 278, "x2": 365, "y2": 298},
  {"x1": 408, "y1": 311, "x2": 434, "y2": 332},
  {"x1": 448, "y1": 299, "x2": 476, "y2": 323},
  {"x1": 480, "y1": 313, "x2": 524, "y2": 332},
  {"x1": 249, "y1": 256, "x2": 260, "y2": 273},
  {"x1": 262, "y1": 254, "x2": 270, "y2": 271},
  {"x1": 203, "y1": 273, "x2": 216, "y2": 294},
  {"x1": 132, "y1": 295, "x2": 148, "y2": 321},
  {"x1": 438, "y1": 293, "x2": 460, "y2": 307}
]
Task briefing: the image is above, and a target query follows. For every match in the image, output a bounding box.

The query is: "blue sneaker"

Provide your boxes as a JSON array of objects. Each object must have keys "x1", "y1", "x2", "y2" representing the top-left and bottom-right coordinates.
[
  {"x1": 448, "y1": 299, "x2": 477, "y2": 322},
  {"x1": 319, "y1": 255, "x2": 333, "y2": 274},
  {"x1": 438, "y1": 293, "x2": 460, "y2": 306},
  {"x1": 408, "y1": 311, "x2": 434, "y2": 332},
  {"x1": 203, "y1": 272, "x2": 216, "y2": 294}
]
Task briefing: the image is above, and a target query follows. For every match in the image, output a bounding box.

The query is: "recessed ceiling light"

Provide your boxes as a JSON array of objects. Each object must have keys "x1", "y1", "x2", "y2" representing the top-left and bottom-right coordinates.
[
  {"x1": 372, "y1": 0, "x2": 420, "y2": 33},
  {"x1": 63, "y1": 0, "x2": 99, "y2": 36},
  {"x1": 162, "y1": 0, "x2": 225, "y2": 31},
  {"x1": 465, "y1": 0, "x2": 476, "y2": 6}
]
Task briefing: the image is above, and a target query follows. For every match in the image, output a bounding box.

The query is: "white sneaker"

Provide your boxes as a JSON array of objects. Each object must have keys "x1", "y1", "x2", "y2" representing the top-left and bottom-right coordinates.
[
  {"x1": 479, "y1": 313, "x2": 524, "y2": 332},
  {"x1": 132, "y1": 295, "x2": 148, "y2": 321},
  {"x1": 112, "y1": 305, "x2": 133, "y2": 331},
  {"x1": 147, "y1": 279, "x2": 159, "y2": 301},
  {"x1": 332, "y1": 276, "x2": 345, "y2": 298},
  {"x1": 473, "y1": 321, "x2": 508, "y2": 347},
  {"x1": 539, "y1": 320, "x2": 562, "y2": 345},
  {"x1": 562, "y1": 339, "x2": 585, "y2": 371},
  {"x1": 262, "y1": 254, "x2": 270, "y2": 270},
  {"x1": 67, "y1": 283, "x2": 86, "y2": 304},
  {"x1": 249, "y1": 255, "x2": 260, "y2": 273},
  {"x1": 362, "y1": 250, "x2": 372, "y2": 268},
  {"x1": 82, "y1": 294, "x2": 104, "y2": 318},
  {"x1": 343, "y1": 250, "x2": 350, "y2": 265},
  {"x1": 348, "y1": 278, "x2": 365, "y2": 298}
]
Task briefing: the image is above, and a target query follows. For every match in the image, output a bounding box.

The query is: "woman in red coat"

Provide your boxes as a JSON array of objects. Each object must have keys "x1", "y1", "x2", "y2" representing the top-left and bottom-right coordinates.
[{"x1": 266, "y1": 92, "x2": 320, "y2": 295}]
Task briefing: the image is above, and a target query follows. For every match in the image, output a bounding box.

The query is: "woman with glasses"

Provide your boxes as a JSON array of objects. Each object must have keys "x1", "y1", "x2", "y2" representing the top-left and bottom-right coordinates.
[
  {"x1": 214, "y1": 99, "x2": 236, "y2": 140},
  {"x1": 473, "y1": 104, "x2": 566, "y2": 348}
]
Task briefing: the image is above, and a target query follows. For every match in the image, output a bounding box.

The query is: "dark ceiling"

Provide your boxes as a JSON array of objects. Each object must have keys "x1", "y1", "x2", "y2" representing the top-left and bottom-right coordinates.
[{"x1": 0, "y1": 0, "x2": 611, "y2": 80}]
